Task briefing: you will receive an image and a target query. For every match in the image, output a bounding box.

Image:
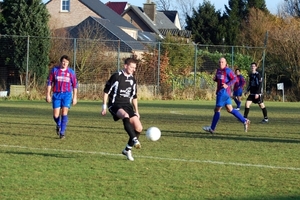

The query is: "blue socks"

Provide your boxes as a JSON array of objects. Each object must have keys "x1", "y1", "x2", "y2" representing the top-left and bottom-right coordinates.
[
  {"x1": 211, "y1": 112, "x2": 220, "y2": 130},
  {"x1": 231, "y1": 109, "x2": 245, "y2": 123},
  {"x1": 234, "y1": 98, "x2": 241, "y2": 108},
  {"x1": 60, "y1": 115, "x2": 68, "y2": 135}
]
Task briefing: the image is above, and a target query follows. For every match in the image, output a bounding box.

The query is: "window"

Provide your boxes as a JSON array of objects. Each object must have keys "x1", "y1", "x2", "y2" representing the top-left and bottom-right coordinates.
[{"x1": 61, "y1": 0, "x2": 70, "y2": 12}]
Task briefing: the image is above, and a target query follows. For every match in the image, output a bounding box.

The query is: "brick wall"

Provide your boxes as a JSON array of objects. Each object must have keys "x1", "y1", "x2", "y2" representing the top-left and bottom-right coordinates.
[{"x1": 46, "y1": 0, "x2": 99, "y2": 29}]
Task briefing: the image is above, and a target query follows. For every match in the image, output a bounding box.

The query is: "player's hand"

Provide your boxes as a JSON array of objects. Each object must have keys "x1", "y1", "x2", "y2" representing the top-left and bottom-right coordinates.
[
  {"x1": 255, "y1": 94, "x2": 259, "y2": 99},
  {"x1": 72, "y1": 98, "x2": 77, "y2": 106},
  {"x1": 46, "y1": 95, "x2": 51, "y2": 103},
  {"x1": 135, "y1": 112, "x2": 140, "y2": 119},
  {"x1": 222, "y1": 83, "x2": 228, "y2": 89},
  {"x1": 101, "y1": 104, "x2": 107, "y2": 116}
]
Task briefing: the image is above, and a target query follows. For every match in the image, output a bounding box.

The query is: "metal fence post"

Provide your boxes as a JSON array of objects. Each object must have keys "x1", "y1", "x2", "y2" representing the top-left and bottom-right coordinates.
[
  {"x1": 117, "y1": 40, "x2": 120, "y2": 71},
  {"x1": 157, "y1": 42, "x2": 161, "y2": 96},
  {"x1": 194, "y1": 44, "x2": 197, "y2": 87},
  {"x1": 26, "y1": 35, "x2": 30, "y2": 92},
  {"x1": 73, "y1": 38, "x2": 76, "y2": 72}
]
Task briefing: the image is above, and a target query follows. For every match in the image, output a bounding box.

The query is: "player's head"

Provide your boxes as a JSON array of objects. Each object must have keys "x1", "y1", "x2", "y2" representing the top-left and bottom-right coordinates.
[
  {"x1": 235, "y1": 68, "x2": 241, "y2": 75},
  {"x1": 250, "y1": 62, "x2": 258, "y2": 72},
  {"x1": 124, "y1": 57, "x2": 137, "y2": 75},
  {"x1": 219, "y1": 57, "x2": 227, "y2": 69},
  {"x1": 60, "y1": 55, "x2": 70, "y2": 69}
]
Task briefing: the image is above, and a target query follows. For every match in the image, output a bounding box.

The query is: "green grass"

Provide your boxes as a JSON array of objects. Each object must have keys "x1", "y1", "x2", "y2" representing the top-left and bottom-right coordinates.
[{"x1": 0, "y1": 100, "x2": 299, "y2": 200}]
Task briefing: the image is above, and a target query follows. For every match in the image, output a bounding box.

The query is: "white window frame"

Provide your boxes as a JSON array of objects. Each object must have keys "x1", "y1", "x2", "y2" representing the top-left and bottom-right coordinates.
[{"x1": 61, "y1": 0, "x2": 70, "y2": 12}]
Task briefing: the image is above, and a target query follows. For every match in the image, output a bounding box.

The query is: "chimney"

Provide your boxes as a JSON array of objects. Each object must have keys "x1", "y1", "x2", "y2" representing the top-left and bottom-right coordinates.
[{"x1": 143, "y1": 1, "x2": 156, "y2": 22}]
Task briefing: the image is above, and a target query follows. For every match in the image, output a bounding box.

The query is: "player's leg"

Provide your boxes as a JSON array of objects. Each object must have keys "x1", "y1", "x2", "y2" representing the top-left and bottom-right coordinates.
[
  {"x1": 130, "y1": 115, "x2": 143, "y2": 139},
  {"x1": 244, "y1": 95, "x2": 253, "y2": 119},
  {"x1": 258, "y1": 96, "x2": 268, "y2": 123},
  {"x1": 59, "y1": 92, "x2": 72, "y2": 138},
  {"x1": 52, "y1": 93, "x2": 62, "y2": 135},
  {"x1": 116, "y1": 107, "x2": 141, "y2": 149}
]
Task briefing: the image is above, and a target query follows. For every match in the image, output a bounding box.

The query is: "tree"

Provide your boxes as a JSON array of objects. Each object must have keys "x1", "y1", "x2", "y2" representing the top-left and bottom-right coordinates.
[
  {"x1": 279, "y1": 0, "x2": 300, "y2": 18},
  {"x1": 223, "y1": 0, "x2": 247, "y2": 45},
  {"x1": 247, "y1": 0, "x2": 268, "y2": 12},
  {"x1": 0, "y1": 0, "x2": 50, "y2": 86},
  {"x1": 185, "y1": 0, "x2": 224, "y2": 45},
  {"x1": 155, "y1": 0, "x2": 172, "y2": 11},
  {"x1": 268, "y1": 18, "x2": 300, "y2": 100}
]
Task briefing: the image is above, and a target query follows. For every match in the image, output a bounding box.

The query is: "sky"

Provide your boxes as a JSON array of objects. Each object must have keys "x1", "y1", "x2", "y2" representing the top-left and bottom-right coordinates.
[{"x1": 104, "y1": 0, "x2": 283, "y2": 14}]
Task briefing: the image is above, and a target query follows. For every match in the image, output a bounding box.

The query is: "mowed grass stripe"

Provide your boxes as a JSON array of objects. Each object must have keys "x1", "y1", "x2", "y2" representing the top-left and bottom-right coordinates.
[{"x1": 1, "y1": 144, "x2": 299, "y2": 171}]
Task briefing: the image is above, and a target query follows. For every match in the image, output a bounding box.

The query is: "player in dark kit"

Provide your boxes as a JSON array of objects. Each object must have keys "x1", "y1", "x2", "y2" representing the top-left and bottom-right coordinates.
[
  {"x1": 243, "y1": 62, "x2": 269, "y2": 123},
  {"x1": 101, "y1": 57, "x2": 143, "y2": 161}
]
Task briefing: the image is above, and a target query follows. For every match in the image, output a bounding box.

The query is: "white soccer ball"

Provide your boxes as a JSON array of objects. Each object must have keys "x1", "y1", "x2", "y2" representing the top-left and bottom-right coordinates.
[{"x1": 146, "y1": 127, "x2": 161, "y2": 141}]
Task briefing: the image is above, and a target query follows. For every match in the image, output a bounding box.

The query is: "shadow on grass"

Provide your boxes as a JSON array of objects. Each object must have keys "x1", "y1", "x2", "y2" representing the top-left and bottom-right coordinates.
[
  {"x1": 163, "y1": 129, "x2": 300, "y2": 144},
  {"x1": 220, "y1": 196, "x2": 300, "y2": 200},
  {"x1": 1, "y1": 150, "x2": 74, "y2": 158}
]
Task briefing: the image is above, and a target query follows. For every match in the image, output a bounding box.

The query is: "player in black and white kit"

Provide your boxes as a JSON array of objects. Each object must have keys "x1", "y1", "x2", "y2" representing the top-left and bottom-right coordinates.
[
  {"x1": 243, "y1": 62, "x2": 269, "y2": 123},
  {"x1": 101, "y1": 57, "x2": 143, "y2": 161}
]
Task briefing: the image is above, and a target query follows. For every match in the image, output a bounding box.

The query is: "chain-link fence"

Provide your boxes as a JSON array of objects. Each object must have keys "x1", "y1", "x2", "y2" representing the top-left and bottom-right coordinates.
[{"x1": 0, "y1": 35, "x2": 265, "y2": 99}]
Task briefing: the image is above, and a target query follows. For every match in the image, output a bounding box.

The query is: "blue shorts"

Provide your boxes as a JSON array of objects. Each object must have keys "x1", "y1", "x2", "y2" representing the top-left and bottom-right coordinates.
[
  {"x1": 233, "y1": 88, "x2": 243, "y2": 97},
  {"x1": 52, "y1": 92, "x2": 72, "y2": 109},
  {"x1": 216, "y1": 89, "x2": 232, "y2": 107}
]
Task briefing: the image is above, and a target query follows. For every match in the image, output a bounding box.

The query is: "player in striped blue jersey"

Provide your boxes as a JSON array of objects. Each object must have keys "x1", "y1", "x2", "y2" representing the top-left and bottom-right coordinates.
[
  {"x1": 46, "y1": 55, "x2": 78, "y2": 139},
  {"x1": 101, "y1": 57, "x2": 142, "y2": 161},
  {"x1": 203, "y1": 57, "x2": 250, "y2": 134}
]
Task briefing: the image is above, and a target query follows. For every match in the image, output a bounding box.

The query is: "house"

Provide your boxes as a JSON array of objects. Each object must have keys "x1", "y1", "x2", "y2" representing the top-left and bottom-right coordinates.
[
  {"x1": 107, "y1": 1, "x2": 191, "y2": 38},
  {"x1": 45, "y1": 0, "x2": 155, "y2": 54},
  {"x1": 46, "y1": 0, "x2": 138, "y2": 39}
]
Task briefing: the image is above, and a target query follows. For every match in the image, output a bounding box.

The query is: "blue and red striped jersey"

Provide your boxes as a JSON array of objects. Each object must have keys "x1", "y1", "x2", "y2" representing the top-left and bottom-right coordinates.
[
  {"x1": 233, "y1": 74, "x2": 246, "y2": 91},
  {"x1": 47, "y1": 66, "x2": 78, "y2": 93},
  {"x1": 214, "y1": 67, "x2": 236, "y2": 95}
]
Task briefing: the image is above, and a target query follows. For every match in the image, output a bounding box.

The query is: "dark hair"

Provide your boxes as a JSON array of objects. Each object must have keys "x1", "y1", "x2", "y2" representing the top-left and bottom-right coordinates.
[
  {"x1": 124, "y1": 57, "x2": 137, "y2": 65},
  {"x1": 235, "y1": 68, "x2": 240, "y2": 72},
  {"x1": 251, "y1": 62, "x2": 257, "y2": 67},
  {"x1": 60, "y1": 55, "x2": 70, "y2": 62}
]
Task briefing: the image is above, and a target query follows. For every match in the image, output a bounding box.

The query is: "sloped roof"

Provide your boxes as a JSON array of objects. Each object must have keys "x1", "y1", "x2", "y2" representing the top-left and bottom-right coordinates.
[
  {"x1": 122, "y1": 5, "x2": 162, "y2": 37},
  {"x1": 105, "y1": 1, "x2": 127, "y2": 15},
  {"x1": 79, "y1": 0, "x2": 137, "y2": 29},
  {"x1": 159, "y1": 29, "x2": 192, "y2": 38},
  {"x1": 137, "y1": 30, "x2": 157, "y2": 42},
  {"x1": 155, "y1": 11, "x2": 178, "y2": 29},
  {"x1": 69, "y1": 16, "x2": 147, "y2": 52},
  {"x1": 159, "y1": 10, "x2": 178, "y2": 23}
]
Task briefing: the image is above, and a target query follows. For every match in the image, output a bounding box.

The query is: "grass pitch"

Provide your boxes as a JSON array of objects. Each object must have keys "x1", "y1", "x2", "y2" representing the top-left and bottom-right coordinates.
[{"x1": 0, "y1": 100, "x2": 299, "y2": 200}]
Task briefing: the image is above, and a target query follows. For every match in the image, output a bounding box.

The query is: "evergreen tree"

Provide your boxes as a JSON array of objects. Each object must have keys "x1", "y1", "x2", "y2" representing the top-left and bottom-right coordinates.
[
  {"x1": 0, "y1": 0, "x2": 50, "y2": 85},
  {"x1": 247, "y1": 0, "x2": 268, "y2": 12},
  {"x1": 223, "y1": 0, "x2": 247, "y2": 45},
  {"x1": 185, "y1": 0, "x2": 224, "y2": 45}
]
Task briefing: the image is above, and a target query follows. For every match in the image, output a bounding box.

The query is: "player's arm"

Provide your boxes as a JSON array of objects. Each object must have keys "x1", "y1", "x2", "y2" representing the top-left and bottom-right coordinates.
[
  {"x1": 257, "y1": 73, "x2": 263, "y2": 94},
  {"x1": 244, "y1": 75, "x2": 251, "y2": 95},
  {"x1": 72, "y1": 72, "x2": 78, "y2": 106},
  {"x1": 132, "y1": 98, "x2": 140, "y2": 118},
  {"x1": 46, "y1": 70, "x2": 53, "y2": 103},
  {"x1": 240, "y1": 76, "x2": 246, "y2": 88},
  {"x1": 101, "y1": 73, "x2": 117, "y2": 116},
  {"x1": 101, "y1": 93, "x2": 109, "y2": 116},
  {"x1": 224, "y1": 69, "x2": 236, "y2": 88}
]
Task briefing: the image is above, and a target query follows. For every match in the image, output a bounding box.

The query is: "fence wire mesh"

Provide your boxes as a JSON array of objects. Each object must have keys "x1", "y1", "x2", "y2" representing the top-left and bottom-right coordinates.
[{"x1": 0, "y1": 35, "x2": 265, "y2": 99}]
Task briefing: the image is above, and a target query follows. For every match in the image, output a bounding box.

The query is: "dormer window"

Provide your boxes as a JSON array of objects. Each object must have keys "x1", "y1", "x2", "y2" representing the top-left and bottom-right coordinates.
[{"x1": 61, "y1": 0, "x2": 70, "y2": 12}]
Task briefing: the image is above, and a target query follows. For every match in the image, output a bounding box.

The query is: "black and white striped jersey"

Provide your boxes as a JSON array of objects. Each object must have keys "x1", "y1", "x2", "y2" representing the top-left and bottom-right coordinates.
[{"x1": 103, "y1": 70, "x2": 137, "y2": 105}]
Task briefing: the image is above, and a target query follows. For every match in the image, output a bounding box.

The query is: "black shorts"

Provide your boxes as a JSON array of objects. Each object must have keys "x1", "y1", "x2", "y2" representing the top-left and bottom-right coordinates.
[
  {"x1": 108, "y1": 104, "x2": 136, "y2": 121},
  {"x1": 246, "y1": 94, "x2": 264, "y2": 104}
]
